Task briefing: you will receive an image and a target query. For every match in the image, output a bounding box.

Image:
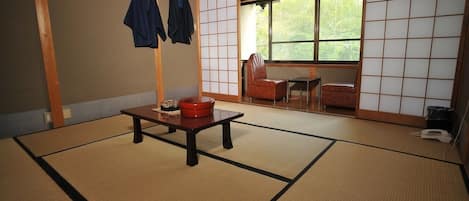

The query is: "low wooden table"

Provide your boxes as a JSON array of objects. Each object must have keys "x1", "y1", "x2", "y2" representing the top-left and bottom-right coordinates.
[
  {"x1": 121, "y1": 105, "x2": 244, "y2": 166},
  {"x1": 287, "y1": 77, "x2": 321, "y2": 104}
]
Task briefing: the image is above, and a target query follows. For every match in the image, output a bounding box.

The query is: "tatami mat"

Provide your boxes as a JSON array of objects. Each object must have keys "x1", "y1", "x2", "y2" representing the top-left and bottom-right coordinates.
[
  {"x1": 280, "y1": 141, "x2": 468, "y2": 201},
  {"x1": 44, "y1": 134, "x2": 286, "y2": 201},
  {"x1": 17, "y1": 115, "x2": 155, "y2": 157},
  {"x1": 144, "y1": 123, "x2": 332, "y2": 179},
  {"x1": 215, "y1": 101, "x2": 460, "y2": 163},
  {"x1": 0, "y1": 139, "x2": 70, "y2": 201}
]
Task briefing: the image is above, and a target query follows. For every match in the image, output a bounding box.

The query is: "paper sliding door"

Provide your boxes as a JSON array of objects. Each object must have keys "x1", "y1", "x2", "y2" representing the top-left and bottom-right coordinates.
[{"x1": 198, "y1": 0, "x2": 241, "y2": 101}]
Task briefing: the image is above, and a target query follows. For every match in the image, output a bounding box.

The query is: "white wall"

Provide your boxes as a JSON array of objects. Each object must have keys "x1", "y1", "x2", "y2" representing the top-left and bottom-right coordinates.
[{"x1": 240, "y1": 4, "x2": 257, "y2": 60}]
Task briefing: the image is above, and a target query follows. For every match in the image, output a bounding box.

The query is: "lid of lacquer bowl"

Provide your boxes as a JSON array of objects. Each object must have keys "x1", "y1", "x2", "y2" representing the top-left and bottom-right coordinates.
[{"x1": 178, "y1": 96, "x2": 215, "y2": 110}]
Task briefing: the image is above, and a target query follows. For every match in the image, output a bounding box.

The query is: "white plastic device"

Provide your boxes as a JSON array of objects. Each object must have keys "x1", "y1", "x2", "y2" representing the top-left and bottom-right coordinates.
[{"x1": 420, "y1": 129, "x2": 452, "y2": 143}]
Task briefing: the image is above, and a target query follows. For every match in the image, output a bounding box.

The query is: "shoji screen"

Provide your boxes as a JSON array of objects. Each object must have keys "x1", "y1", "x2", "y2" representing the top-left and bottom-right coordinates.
[
  {"x1": 199, "y1": 0, "x2": 240, "y2": 99},
  {"x1": 360, "y1": 0, "x2": 465, "y2": 117}
]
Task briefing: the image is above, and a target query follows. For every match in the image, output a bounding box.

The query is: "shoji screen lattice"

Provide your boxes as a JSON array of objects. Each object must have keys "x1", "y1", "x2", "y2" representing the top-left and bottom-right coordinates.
[
  {"x1": 360, "y1": 0, "x2": 465, "y2": 117},
  {"x1": 199, "y1": 0, "x2": 239, "y2": 97}
]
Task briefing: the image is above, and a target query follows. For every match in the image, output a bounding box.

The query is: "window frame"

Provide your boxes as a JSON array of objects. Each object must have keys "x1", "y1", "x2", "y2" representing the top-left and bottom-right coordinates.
[{"x1": 241, "y1": 0, "x2": 362, "y2": 64}]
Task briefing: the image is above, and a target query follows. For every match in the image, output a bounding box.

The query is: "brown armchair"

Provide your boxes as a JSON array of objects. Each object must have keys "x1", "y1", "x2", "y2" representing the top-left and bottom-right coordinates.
[{"x1": 246, "y1": 53, "x2": 287, "y2": 104}]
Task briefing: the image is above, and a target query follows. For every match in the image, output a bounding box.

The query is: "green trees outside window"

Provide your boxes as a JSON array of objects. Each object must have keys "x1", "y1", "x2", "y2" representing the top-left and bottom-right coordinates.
[{"x1": 247, "y1": 0, "x2": 362, "y2": 62}]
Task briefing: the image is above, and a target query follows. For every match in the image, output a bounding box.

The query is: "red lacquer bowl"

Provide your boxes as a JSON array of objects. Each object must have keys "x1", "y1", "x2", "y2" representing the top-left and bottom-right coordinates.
[{"x1": 178, "y1": 96, "x2": 215, "y2": 118}]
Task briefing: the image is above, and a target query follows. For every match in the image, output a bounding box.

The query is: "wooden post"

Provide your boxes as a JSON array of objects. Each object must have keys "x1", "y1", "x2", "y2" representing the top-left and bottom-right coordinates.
[
  {"x1": 154, "y1": 39, "x2": 164, "y2": 107},
  {"x1": 35, "y1": 0, "x2": 64, "y2": 128}
]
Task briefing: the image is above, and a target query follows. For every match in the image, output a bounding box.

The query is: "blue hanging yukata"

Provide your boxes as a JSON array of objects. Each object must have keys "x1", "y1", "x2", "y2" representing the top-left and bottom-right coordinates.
[
  {"x1": 124, "y1": 0, "x2": 167, "y2": 48},
  {"x1": 168, "y1": 0, "x2": 194, "y2": 44}
]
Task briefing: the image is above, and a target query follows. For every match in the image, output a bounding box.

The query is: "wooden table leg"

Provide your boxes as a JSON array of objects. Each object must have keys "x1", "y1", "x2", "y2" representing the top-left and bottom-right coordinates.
[
  {"x1": 133, "y1": 117, "x2": 143, "y2": 143},
  {"x1": 186, "y1": 131, "x2": 198, "y2": 166},
  {"x1": 168, "y1": 127, "x2": 176, "y2": 133},
  {"x1": 222, "y1": 122, "x2": 233, "y2": 149}
]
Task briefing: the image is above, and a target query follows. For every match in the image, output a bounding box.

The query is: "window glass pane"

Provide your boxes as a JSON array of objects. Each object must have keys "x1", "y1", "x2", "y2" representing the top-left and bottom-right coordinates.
[
  {"x1": 272, "y1": 42, "x2": 314, "y2": 61},
  {"x1": 272, "y1": 0, "x2": 315, "y2": 42},
  {"x1": 256, "y1": 4, "x2": 269, "y2": 59},
  {"x1": 319, "y1": 41, "x2": 360, "y2": 61},
  {"x1": 320, "y1": 0, "x2": 363, "y2": 40}
]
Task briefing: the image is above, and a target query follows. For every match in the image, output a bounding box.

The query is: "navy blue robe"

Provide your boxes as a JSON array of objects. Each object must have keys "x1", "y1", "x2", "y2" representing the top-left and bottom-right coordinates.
[
  {"x1": 124, "y1": 0, "x2": 167, "y2": 48},
  {"x1": 168, "y1": 0, "x2": 194, "y2": 44}
]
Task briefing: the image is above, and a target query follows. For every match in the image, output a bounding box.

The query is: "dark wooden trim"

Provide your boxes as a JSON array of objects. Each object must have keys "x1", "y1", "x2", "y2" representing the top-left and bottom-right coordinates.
[
  {"x1": 365, "y1": 13, "x2": 465, "y2": 23},
  {"x1": 266, "y1": 63, "x2": 358, "y2": 68},
  {"x1": 451, "y1": 0, "x2": 469, "y2": 107},
  {"x1": 356, "y1": 0, "x2": 367, "y2": 110},
  {"x1": 202, "y1": 92, "x2": 241, "y2": 102},
  {"x1": 359, "y1": 75, "x2": 457, "y2": 80},
  {"x1": 268, "y1": 1, "x2": 273, "y2": 60},
  {"x1": 400, "y1": 0, "x2": 413, "y2": 114},
  {"x1": 35, "y1": 0, "x2": 64, "y2": 128},
  {"x1": 359, "y1": 92, "x2": 451, "y2": 102},
  {"x1": 357, "y1": 109, "x2": 426, "y2": 128},
  {"x1": 314, "y1": 0, "x2": 320, "y2": 61}
]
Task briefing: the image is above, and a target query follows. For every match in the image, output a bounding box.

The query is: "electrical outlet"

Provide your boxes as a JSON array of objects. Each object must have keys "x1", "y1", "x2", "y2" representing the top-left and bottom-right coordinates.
[
  {"x1": 44, "y1": 112, "x2": 51, "y2": 123},
  {"x1": 43, "y1": 108, "x2": 72, "y2": 123},
  {"x1": 63, "y1": 108, "x2": 72, "y2": 119}
]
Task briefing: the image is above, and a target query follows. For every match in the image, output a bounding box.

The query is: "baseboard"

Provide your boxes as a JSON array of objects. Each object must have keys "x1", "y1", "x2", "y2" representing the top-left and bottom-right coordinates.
[
  {"x1": 64, "y1": 91, "x2": 156, "y2": 125},
  {"x1": 202, "y1": 92, "x2": 241, "y2": 102},
  {"x1": 0, "y1": 109, "x2": 49, "y2": 138},
  {"x1": 357, "y1": 109, "x2": 426, "y2": 128},
  {"x1": 0, "y1": 91, "x2": 156, "y2": 138}
]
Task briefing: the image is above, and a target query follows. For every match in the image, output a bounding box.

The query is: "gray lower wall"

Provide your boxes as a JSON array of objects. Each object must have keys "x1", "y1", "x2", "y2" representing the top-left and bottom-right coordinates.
[
  {"x1": 0, "y1": 91, "x2": 156, "y2": 138},
  {"x1": 64, "y1": 91, "x2": 156, "y2": 125},
  {"x1": 0, "y1": 108, "x2": 49, "y2": 138}
]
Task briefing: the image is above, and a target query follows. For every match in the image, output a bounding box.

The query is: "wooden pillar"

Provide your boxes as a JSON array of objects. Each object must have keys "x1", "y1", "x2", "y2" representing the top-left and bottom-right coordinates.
[
  {"x1": 35, "y1": 0, "x2": 64, "y2": 128},
  {"x1": 154, "y1": 39, "x2": 164, "y2": 107}
]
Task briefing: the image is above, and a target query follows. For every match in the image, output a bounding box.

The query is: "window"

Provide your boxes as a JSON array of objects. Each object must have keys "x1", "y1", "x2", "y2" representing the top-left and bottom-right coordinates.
[{"x1": 241, "y1": 0, "x2": 363, "y2": 63}]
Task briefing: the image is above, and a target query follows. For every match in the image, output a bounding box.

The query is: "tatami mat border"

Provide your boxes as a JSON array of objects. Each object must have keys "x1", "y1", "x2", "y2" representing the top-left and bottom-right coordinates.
[
  {"x1": 233, "y1": 121, "x2": 462, "y2": 165},
  {"x1": 13, "y1": 137, "x2": 86, "y2": 201},
  {"x1": 141, "y1": 131, "x2": 292, "y2": 183},
  {"x1": 271, "y1": 141, "x2": 336, "y2": 200},
  {"x1": 232, "y1": 121, "x2": 469, "y2": 194},
  {"x1": 9, "y1": 116, "x2": 469, "y2": 199},
  {"x1": 39, "y1": 131, "x2": 134, "y2": 157}
]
